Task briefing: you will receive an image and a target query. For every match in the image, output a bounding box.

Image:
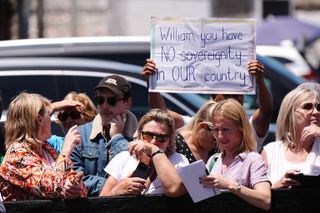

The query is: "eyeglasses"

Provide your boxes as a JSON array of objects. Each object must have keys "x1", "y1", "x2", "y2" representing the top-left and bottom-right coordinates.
[
  {"x1": 94, "y1": 96, "x2": 123, "y2": 106},
  {"x1": 300, "y1": 103, "x2": 320, "y2": 112},
  {"x1": 141, "y1": 131, "x2": 169, "y2": 143},
  {"x1": 58, "y1": 111, "x2": 81, "y2": 121},
  {"x1": 202, "y1": 122, "x2": 216, "y2": 141}
]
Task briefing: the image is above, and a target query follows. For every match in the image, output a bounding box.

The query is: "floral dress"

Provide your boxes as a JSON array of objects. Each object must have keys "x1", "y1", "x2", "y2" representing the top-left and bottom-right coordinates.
[{"x1": 0, "y1": 141, "x2": 87, "y2": 201}]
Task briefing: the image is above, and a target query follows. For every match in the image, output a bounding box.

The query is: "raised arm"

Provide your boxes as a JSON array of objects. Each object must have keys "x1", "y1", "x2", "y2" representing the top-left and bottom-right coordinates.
[
  {"x1": 248, "y1": 60, "x2": 273, "y2": 139},
  {"x1": 141, "y1": 59, "x2": 185, "y2": 129}
]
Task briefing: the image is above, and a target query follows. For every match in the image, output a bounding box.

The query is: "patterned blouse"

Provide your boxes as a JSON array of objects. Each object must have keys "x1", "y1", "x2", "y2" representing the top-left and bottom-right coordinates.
[
  {"x1": 175, "y1": 133, "x2": 197, "y2": 163},
  {"x1": 0, "y1": 141, "x2": 87, "y2": 201}
]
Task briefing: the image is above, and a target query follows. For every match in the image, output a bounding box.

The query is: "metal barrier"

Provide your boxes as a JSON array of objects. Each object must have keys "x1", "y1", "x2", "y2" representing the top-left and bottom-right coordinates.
[{"x1": 3, "y1": 188, "x2": 319, "y2": 213}]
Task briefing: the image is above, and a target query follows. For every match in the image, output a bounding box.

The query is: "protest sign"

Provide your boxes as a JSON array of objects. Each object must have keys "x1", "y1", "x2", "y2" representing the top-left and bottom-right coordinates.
[{"x1": 150, "y1": 17, "x2": 256, "y2": 94}]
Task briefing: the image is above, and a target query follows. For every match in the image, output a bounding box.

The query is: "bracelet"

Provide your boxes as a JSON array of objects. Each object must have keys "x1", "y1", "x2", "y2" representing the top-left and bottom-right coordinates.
[{"x1": 151, "y1": 149, "x2": 164, "y2": 158}]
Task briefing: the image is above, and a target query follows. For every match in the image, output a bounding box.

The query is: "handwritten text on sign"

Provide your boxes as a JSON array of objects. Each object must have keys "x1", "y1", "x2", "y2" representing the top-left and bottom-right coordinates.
[{"x1": 150, "y1": 17, "x2": 256, "y2": 94}]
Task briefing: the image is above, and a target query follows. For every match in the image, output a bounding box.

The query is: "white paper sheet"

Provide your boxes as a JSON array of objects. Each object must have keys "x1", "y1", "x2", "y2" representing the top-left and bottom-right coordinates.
[{"x1": 179, "y1": 159, "x2": 221, "y2": 203}]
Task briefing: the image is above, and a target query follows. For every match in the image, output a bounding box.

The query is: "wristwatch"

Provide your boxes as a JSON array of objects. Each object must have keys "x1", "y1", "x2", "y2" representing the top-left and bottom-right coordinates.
[
  {"x1": 230, "y1": 182, "x2": 241, "y2": 193},
  {"x1": 236, "y1": 183, "x2": 241, "y2": 192},
  {"x1": 151, "y1": 149, "x2": 164, "y2": 158}
]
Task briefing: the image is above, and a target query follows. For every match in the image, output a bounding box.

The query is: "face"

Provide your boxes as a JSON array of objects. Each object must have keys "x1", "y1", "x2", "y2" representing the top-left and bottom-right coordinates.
[
  {"x1": 197, "y1": 122, "x2": 217, "y2": 151},
  {"x1": 38, "y1": 107, "x2": 52, "y2": 142},
  {"x1": 95, "y1": 88, "x2": 131, "y2": 125},
  {"x1": 140, "y1": 120, "x2": 170, "y2": 151},
  {"x1": 212, "y1": 115, "x2": 242, "y2": 154},
  {"x1": 211, "y1": 94, "x2": 244, "y2": 105},
  {"x1": 58, "y1": 109, "x2": 87, "y2": 133},
  {"x1": 295, "y1": 97, "x2": 320, "y2": 131}
]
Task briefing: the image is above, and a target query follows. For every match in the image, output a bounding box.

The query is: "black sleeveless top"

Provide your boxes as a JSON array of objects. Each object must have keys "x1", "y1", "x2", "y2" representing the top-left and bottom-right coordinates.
[{"x1": 175, "y1": 133, "x2": 197, "y2": 163}]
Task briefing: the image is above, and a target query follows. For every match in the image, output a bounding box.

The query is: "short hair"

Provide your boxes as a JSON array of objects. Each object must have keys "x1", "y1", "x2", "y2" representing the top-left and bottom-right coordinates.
[
  {"x1": 5, "y1": 92, "x2": 51, "y2": 150},
  {"x1": 63, "y1": 91, "x2": 97, "y2": 122},
  {"x1": 276, "y1": 86, "x2": 320, "y2": 147},
  {"x1": 136, "y1": 109, "x2": 175, "y2": 155},
  {"x1": 212, "y1": 99, "x2": 257, "y2": 153}
]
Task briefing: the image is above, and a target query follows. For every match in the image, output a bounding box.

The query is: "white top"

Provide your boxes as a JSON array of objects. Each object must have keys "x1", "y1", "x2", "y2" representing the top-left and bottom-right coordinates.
[
  {"x1": 104, "y1": 151, "x2": 189, "y2": 195},
  {"x1": 263, "y1": 139, "x2": 320, "y2": 184}
]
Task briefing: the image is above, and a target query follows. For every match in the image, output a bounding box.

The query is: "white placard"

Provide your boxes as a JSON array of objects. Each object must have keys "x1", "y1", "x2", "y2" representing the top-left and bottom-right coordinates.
[{"x1": 150, "y1": 17, "x2": 256, "y2": 94}]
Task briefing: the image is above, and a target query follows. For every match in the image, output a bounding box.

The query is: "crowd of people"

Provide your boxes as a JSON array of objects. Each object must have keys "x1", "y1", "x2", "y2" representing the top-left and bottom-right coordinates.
[{"x1": 0, "y1": 57, "x2": 319, "y2": 212}]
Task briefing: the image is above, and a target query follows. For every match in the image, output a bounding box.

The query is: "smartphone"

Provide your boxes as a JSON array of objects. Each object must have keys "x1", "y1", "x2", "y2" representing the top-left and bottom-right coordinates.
[
  {"x1": 288, "y1": 173, "x2": 320, "y2": 187},
  {"x1": 131, "y1": 162, "x2": 152, "y2": 179}
]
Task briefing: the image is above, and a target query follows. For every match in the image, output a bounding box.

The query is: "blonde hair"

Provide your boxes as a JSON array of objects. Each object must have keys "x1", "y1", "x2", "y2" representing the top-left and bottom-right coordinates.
[
  {"x1": 63, "y1": 91, "x2": 97, "y2": 122},
  {"x1": 276, "y1": 86, "x2": 320, "y2": 148},
  {"x1": 213, "y1": 99, "x2": 257, "y2": 153},
  {"x1": 181, "y1": 100, "x2": 217, "y2": 144},
  {"x1": 5, "y1": 92, "x2": 51, "y2": 150},
  {"x1": 136, "y1": 109, "x2": 175, "y2": 155}
]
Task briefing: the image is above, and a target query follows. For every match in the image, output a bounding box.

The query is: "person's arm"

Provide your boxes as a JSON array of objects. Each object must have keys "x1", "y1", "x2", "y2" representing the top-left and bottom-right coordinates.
[
  {"x1": 129, "y1": 140, "x2": 187, "y2": 197},
  {"x1": 142, "y1": 59, "x2": 185, "y2": 129},
  {"x1": 1, "y1": 143, "x2": 80, "y2": 199},
  {"x1": 248, "y1": 60, "x2": 273, "y2": 138},
  {"x1": 151, "y1": 149, "x2": 187, "y2": 197},
  {"x1": 50, "y1": 100, "x2": 82, "y2": 115},
  {"x1": 229, "y1": 181, "x2": 271, "y2": 210}
]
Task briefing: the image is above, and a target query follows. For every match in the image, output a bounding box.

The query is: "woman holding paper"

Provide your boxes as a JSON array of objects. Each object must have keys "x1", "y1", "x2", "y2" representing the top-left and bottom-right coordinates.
[
  {"x1": 199, "y1": 99, "x2": 271, "y2": 210},
  {"x1": 99, "y1": 109, "x2": 189, "y2": 197}
]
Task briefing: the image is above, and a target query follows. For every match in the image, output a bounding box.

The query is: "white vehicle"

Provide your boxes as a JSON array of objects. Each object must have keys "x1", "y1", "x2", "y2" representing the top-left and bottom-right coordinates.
[{"x1": 256, "y1": 43, "x2": 319, "y2": 81}]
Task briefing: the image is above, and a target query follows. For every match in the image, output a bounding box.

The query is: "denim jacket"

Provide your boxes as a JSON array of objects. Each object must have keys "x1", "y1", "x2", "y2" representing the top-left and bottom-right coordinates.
[{"x1": 71, "y1": 111, "x2": 138, "y2": 196}]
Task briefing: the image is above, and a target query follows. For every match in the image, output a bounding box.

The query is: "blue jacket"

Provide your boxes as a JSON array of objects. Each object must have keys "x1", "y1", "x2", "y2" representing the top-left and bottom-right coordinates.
[{"x1": 71, "y1": 112, "x2": 138, "y2": 196}]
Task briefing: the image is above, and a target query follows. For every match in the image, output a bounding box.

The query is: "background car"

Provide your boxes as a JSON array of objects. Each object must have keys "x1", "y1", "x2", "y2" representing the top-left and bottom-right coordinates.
[
  {"x1": 0, "y1": 36, "x2": 306, "y2": 143},
  {"x1": 0, "y1": 57, "x2": 206, "y2": 136},
  {"x1": 256, "y1": 43, "x2": 319, "y2": 81}
]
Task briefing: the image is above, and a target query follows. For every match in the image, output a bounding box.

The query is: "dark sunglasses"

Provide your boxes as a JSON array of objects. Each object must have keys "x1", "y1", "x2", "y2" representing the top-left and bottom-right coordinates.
[
  {"x1": 58, "y1": 111, "x2": 81, "y2": 121},
  {"x1": 301, "y1": 103, "x2": 320, "y2": 111},
  {"x1": 94, "y1": 96, "x2": 123, "y2": 106},
  {"x1": 141, "y1": 131, "x2": 169, "y2": 143}
]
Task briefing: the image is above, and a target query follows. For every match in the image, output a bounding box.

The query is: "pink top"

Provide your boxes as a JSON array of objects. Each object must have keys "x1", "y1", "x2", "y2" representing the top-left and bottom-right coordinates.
[{"x1": 207, "y1": 151, "x2": 270, "y2": 188}]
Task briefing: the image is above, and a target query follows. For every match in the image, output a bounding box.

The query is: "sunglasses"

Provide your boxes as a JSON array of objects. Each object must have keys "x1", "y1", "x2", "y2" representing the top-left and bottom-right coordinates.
[
  {"x1": 141, "y1": 131, "x2": 169, "y2": 143},
  {"x1": 300, "y1": 103, "x2": 320, "y2": 111},
  {"x1": 58, "y1": 111, "x2": 81, "y2": 121},
  {"x1": 94, "y1": 96, "x2": 123, "y2": 106}
]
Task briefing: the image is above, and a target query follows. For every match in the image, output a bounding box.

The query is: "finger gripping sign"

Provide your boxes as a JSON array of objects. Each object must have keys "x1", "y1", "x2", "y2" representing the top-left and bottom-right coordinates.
[{"x1": 150, "y1": 17, "x2": 256, "y2": 95}]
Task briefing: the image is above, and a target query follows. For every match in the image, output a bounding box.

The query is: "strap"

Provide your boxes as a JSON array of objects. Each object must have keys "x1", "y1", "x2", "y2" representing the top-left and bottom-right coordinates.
[{"x1": 209, "y1": 153, "x2": 220, "y2": 172}]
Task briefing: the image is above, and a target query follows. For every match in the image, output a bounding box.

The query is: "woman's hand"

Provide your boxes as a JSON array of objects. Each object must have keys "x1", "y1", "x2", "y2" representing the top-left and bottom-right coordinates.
[
  {"x1": 301, "y1": 124, "x2": 320, "y2": 145},
  {"x1": 109, "y1": 177, "x2": 147, "y2": 196},
  {"x1": 128, "y1": 140, "x2": 158, "y2": 159},
  {"x1": 62, "y1": 172, "x2": 85, "y2": 199},
  {"x1": 60, "y1": 125, "x2": 81, "y2": 158},
  {"x1": 272, "y1": 169, "x2": 301, "y2": 189},
  {"x1": 199, "y1": 173, "x2": 234, "y2": 190}
]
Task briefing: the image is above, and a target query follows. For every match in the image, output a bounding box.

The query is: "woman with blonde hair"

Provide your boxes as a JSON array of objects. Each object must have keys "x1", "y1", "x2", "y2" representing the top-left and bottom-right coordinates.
[
  {"x1": 175, "y1": 100, "x2": 217, "y2": 163},
  {"x1": 200, "y1": 99, "x2": 271, "y2": 210},
  {"x1": 0, "y1": 92, "x2": 86, "y2": 201},
  {"x1": 261, "y1": 85, "x2": 320, "y2": 189}
]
